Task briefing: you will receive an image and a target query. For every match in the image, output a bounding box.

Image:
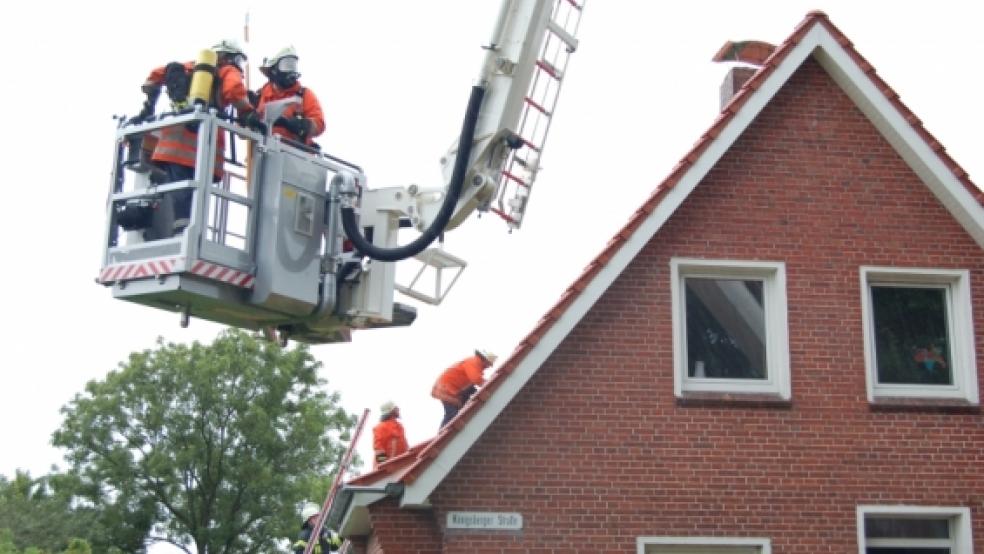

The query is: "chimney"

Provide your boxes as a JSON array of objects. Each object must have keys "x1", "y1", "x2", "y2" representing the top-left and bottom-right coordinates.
[
  {"x1": 711, "y1": 40, "x2": 776, "y2": 109},
  {"x1": 718, "y1": 67, "x2": 758, "y2": 109}
]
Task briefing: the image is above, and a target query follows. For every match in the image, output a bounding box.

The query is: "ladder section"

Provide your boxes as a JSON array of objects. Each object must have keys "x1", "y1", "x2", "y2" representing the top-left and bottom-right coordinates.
[
  {"x1": 304, "y1": 408, "x2": 369, "y2": 554},
  {"x1": 492, "y1": 0, "x2": 585, "y2": 230}
]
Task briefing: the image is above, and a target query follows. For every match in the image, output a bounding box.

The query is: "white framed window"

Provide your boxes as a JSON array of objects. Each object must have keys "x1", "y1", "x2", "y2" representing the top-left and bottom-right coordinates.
[
  {"x1": 671, "y1": 258, "x2": 790, "y2": 399},
  {"x1": 638, "y1": 536, "x2": 771, "y2": 554},
  {"x1": 857, "y1": 505, "x2": 974, "y2": 553},
  {"x1": 860, "y1": 267, "x2": 978, "y2": 404}
]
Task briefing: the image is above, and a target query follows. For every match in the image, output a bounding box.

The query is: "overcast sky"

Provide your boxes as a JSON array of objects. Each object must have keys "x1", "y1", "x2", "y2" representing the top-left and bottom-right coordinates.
[{"x1": 1, "y1": 0, "x2": 982, "y2": 548}]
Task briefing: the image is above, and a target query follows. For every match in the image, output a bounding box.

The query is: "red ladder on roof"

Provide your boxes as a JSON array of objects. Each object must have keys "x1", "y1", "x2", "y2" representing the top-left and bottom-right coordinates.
[
  {"x1": 304, "y1": 408, "x2": 369, "y2": 554},
  {"x1": 492, "y1": 0, "x2": 586, "y2": 230}
]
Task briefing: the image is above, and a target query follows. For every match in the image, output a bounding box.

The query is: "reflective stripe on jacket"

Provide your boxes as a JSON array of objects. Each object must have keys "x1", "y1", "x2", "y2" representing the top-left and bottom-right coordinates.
[
  {"x1": 431, "y1": 355, "x2": 486, "y2": 405},
  {"x1": 293, "y1": 525, "x2": 340, "y2": 553},
  {"x1": 151, "y1": 125, "x2": 224, "y2": 178},
  {"x1": 257, "y1": 81, "x2": 326, "y2": 144}
]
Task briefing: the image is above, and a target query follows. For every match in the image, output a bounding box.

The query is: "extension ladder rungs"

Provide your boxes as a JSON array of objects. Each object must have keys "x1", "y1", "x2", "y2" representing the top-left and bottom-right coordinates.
[
  {"x1": 502, "y1": 170, "x2": 530, "y2": 188},
  {"x1": 491, "y1": 207, "x2": 518, "y2": 224},
  {"x1": 524, "y1": 96, "x2": 550, "y2": 116},
  {"x1": 546, "y1": 19, "x2": 579, "y2": 53},
  {"x1": 535, "y1": 59, "x2": 563, "y2": 80},
  {"x1": 519, "y1": 137, "x2": 541, "y2": 152}
]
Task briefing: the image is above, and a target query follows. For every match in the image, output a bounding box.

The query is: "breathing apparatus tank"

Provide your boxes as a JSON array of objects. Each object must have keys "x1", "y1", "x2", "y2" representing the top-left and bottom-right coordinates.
[{"x1": 188, "y1": 49, "x2": 218, "y2": 107}]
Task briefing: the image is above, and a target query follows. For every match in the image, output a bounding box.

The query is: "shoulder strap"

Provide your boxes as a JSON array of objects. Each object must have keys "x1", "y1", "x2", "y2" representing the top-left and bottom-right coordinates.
[{"x1": 210, "y1": 68, "x2": 222, "y2": 108}]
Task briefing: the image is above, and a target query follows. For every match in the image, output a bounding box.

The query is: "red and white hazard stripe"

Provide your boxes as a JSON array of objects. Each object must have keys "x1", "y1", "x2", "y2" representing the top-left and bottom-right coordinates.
[
  {"x1": 98, "y1": 257, "x2": 184, "y2": 283},
  {"x1": 188, "y1": 260, "x2": 255, "y2": 288},
  {"x1": 98, "y1": 257, "x2": 254, "y2": 289}
]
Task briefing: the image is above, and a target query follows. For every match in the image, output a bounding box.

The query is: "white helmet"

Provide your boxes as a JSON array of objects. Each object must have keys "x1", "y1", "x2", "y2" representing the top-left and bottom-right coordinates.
[
  {"x1": 213, "y1": 39, "x2": 246, "y2": 58},
  {"x1": 476, "y1": 349, "x2": 498, "y2": 365},
  {"x1": 261, "y1": 45, "x2": 299, "y2": 73},
  {"x1": 300, "y1": 502, "x2": 320, "y2": 521},
  {"x1": 380, "y1": 401, "x2": 397, "y2": 417}
]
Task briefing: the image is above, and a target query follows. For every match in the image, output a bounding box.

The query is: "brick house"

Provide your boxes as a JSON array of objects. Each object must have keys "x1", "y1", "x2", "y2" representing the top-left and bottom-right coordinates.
[{"x1": 328, "y1": 12, "x2": 984, "y2": 553}]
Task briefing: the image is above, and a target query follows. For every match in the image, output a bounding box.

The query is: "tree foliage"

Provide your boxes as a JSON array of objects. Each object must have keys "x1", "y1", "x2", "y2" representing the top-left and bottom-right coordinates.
[
  {"x1": 52, "y1": 330, "x2": 355, "y2": 553},
  {"x1": 0, "y1": 471, "x2": 98, "y2": 553}
]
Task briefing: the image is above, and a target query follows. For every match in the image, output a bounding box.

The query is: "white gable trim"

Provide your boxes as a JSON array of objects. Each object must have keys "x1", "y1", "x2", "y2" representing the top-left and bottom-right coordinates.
[
  {"x1": 400, "y1": 21, "x2": 984, "y2": 508},
  {"x1": 811, "y1": 33, "x2": 984, "y2": 248}
]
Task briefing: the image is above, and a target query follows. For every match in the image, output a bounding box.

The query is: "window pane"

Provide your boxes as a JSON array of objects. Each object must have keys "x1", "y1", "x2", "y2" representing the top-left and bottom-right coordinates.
[
  {"x1": 871, "y1": 286, "x2": 952, "y2": 385},
  {"x1": 864, "y1": 546, "x2": 951, "y2": 554},
  {"x1": 865, "y1": 517, "x2": 950, "y2": 539},
  {"x1": 685, "y1": 278, "x2": 766, "y2": 379}
]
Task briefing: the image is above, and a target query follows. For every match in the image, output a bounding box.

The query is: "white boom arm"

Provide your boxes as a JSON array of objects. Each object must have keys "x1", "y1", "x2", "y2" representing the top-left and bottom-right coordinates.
[
  {"x1": 338, "y1": 0, "x2": 583, "y2": 322},
  {"x1": 360, "y1": 0, "x2": 582, "y2": 234}
]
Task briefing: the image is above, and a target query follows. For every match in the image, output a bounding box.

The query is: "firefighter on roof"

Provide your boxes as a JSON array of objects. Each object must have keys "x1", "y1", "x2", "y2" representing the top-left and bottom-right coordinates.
[
  {"x1": 431, "y1": 349, "x2": 498, "y2": 429},
  {"x1": 372, "y1": 401, "x2": 409, "y2": 468}
]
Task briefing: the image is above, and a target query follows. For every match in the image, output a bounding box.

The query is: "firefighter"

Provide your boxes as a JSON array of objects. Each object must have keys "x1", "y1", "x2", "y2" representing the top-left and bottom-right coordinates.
[
  {"x1": 139, "y1": 39, "x2": 263, "y2": 233},
  {"x1": 431, "y1": 350, "x2": 498, "y2": 429},
  {"x1": 256, "y1": 46, "x2": 326, "y2": 146},
  {"x1": 372, "y1": 401, "x2": 409, "y2": 468},
  {"x1": 293, "y1": 502, "x2": 342, "y2": 553}
]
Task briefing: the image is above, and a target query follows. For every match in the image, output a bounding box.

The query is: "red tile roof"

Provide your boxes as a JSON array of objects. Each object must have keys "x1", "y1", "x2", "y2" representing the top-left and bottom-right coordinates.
[
  {"x1": 347, "y1": 441, "x2": 431, "y2": 486},
  {"x1": 346, "y1": 10, "x2": 983, "y2": 489}
]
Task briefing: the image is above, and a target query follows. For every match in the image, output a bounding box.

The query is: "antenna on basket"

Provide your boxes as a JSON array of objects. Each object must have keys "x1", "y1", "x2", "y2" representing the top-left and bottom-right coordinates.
[{"x1": 243, "y1": 12, "x2": 251, "y2": 89}]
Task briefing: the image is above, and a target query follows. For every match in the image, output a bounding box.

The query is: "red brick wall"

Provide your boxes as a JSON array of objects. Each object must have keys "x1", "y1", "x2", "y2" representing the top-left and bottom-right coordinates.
[
  {"x1": 367, "y1": 498, "x2": 442, "y2": 553},
  {"x1": 370, "y1": 57, "x2": 984, "y2": 552}
]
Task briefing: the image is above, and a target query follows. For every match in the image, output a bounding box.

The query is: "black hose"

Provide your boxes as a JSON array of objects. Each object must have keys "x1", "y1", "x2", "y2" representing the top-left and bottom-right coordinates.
[{"x1": 340, "y1": 85, "x2": 486, "y2": 262}]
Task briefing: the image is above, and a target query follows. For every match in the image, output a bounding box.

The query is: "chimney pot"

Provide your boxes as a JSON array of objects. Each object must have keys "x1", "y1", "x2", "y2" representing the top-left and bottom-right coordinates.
[{"x1": 712, "y1": 40, "x2": 775, "y2": 109}]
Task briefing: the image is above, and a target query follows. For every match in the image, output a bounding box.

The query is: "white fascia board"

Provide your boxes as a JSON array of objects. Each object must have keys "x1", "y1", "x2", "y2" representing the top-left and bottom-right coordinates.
[{"x1": 811, "y1": 30, "x2": 984, "y2": 248}]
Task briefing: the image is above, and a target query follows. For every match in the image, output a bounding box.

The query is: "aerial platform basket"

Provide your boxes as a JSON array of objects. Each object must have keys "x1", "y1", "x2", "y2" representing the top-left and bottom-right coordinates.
[{"x1": 98, "y1": 109, "x2": 399, "y2": 343}]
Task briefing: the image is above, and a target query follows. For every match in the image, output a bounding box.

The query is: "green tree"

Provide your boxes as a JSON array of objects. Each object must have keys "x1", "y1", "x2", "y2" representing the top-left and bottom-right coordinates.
[
  {"x1": 0, "y1": 471, "x2": 100, "y2": 553},
  {"x1": 0, "y1": 529, "x2": 91, "y2": 554},
  {"x1": 53, "y1": 330, "x2": 355, "y2": 554}
]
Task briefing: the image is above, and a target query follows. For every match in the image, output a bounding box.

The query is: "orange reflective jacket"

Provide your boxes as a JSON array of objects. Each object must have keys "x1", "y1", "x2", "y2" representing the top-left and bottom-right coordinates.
[
  {"x1": 145, "y1": 62, "x2": 253, "y2": 177},
  {"x1": 257, "y1": 81, "x2": 326, "y2": 145},
  {"x1": 372, "y1": 419, "x2": 408, "y2": 464},
  {"x1": 430, "y1": 355, "x2": 486, "y2": 405}
]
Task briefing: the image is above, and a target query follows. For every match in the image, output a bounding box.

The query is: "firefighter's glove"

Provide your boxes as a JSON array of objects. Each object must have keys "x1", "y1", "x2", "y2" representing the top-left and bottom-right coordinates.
[
  {"x1": 241, "y1": 111, "x2": 267, "y2": 135},
  {"x1": 133, "y1": 86, "x2": 161, "y2": 122},
  {"x1": 135, "y1": 100, "x2": 154, "y2": 121},
  {"x1": 282, "y1": 116, "x2": 311, "y2": 140},
  {"x1": 327, "y1": 530, "x2": 343, "y2": 550},
  {"x1": 128, "y1": 98, "x2": 156, "y2": 125}
]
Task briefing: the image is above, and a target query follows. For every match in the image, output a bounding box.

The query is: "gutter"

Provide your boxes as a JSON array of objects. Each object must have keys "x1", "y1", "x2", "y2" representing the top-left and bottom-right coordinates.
[{"x1": 327, "y1": 483, "x2": 406, "y2": 538}]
